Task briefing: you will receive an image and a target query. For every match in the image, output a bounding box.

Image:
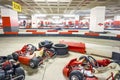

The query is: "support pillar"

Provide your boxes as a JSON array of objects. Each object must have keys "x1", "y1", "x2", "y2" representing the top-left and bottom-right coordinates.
[
  {"x1": 1, "y1": 8, "x2": 19, "y2": 32},
  {"x1": 75, "y1": 15, "x2": 79, "y2": 28},
  {"x1": 113, "y1": 15, "x2": 120, "y2": 28},
  {"x1": 32, "y1": 15, "x2": 38, "y2": 28},
  {"x1": 89, "y1": 6, "x2": 105, "y2": 32}
]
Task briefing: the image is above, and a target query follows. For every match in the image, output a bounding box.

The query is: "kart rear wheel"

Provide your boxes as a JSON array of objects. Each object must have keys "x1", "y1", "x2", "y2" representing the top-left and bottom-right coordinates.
[
  {"x1": 69, "y1": 70, "x2": 84, "y2": 80},
  {"x1": 114, "y1": 71, "x2": 120, "y2": 80},
  {"x1": 15, "y1": 67, "x2": 25, "y2": 80},
  {"x1": 12, "y1": 53, "x2": 19, "y2": 61},
  {"x1": 29, "y1": 57, "x2": 39, "y2": 68}
]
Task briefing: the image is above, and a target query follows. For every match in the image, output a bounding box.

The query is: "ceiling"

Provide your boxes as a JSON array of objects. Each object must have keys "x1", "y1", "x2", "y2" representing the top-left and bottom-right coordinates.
[{"x1": 0, "y1": 0, "x2": 120, "y2": 18}]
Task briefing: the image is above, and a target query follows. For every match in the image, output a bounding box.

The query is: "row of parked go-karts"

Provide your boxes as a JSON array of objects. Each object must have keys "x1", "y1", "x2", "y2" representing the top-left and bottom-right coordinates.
[
  {"x1": 0, "y1": 40, "x2": 69, "y2": 80},
  {"x1": 0, "y1": 40, "x2": 120, "y2": 80}
]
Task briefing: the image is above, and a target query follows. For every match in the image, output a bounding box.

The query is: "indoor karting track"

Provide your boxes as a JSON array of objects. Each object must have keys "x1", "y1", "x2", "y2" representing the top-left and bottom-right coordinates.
[{"x1": 0, "y1": 37, "x2": 120, "y2": 80}]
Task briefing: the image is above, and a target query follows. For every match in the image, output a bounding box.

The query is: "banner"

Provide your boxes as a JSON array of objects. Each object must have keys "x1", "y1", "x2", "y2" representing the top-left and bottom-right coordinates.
[{"x1": 12, "y1": 1, "x2": 21, "y2": 12}]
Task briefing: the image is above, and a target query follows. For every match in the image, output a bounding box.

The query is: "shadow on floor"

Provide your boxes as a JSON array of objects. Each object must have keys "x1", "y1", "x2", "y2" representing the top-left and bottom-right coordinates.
[{"x1": 21, "y1": 64, "x2": 39, "y2": 75}]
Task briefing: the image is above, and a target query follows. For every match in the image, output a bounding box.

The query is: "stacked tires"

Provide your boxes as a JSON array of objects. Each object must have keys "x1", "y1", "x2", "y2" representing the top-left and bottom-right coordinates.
[
  {"x1": 38, "y1": 40, "x2": 69, "y2": 56},
  {"x1": 38, "y1": 40, "x2": 53, "y2": 49}
]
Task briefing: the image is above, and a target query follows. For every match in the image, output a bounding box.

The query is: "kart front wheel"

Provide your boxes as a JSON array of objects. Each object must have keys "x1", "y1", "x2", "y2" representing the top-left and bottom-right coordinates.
[
  {"x1": 29, "y1": 57, "x2": 39, "y2": 68},
  {"x1": 69, "y1": 70, "x2": 84, "y2": 80},
  {"x1": 15, "y1": 67, "x2": 25, "y2": 80},
  {"x1": 0, "y1": 70, "x2": 5, "y2": 80}
]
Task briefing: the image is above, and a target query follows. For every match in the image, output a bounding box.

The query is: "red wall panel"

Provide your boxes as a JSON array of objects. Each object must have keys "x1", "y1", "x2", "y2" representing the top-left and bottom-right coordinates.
[{"x1": 2, "y1": 17, "x2": 11, "y2": 27}]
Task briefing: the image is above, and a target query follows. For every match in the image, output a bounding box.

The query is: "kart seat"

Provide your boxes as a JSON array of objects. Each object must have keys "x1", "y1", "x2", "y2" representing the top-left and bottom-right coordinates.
[{"x1": 93, "y1": 63, "x2": 120, "y2": 80}]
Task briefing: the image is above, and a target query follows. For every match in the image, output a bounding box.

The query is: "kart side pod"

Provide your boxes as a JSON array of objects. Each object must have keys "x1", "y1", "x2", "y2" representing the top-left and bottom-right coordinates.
[
  {"x1": 63, "y1": 58, "x2": 78, "y2": 77},
  {"x1": 63, "y1": 67, "x2": 70, "y2": 77}
]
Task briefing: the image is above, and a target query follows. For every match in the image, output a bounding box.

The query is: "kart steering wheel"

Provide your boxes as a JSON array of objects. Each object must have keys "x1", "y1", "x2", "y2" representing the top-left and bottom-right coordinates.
[
  {"x1": 79, "y1": 56, "x2": 99, "y2": 68},
  {"x1": 26, "y1": 44, "x2": 37, "y2": 53},
  {"x1": 88, "y1": 56, "x2": 99, "y2": 68}
]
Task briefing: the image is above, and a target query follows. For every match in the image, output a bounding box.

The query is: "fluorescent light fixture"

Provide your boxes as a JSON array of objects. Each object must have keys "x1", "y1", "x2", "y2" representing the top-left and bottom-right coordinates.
[
  {"x1": 59, "y1": 0, "x2": 71, "y2": 2},
  {"x1": 19, "y1": 15, "x2": 27, "y2": 19},
  {"x1": 4, "y1": 5, "x2": 12, "y2": 8},
  {"x1": 84, "y1": 17, "x2": 90, "y2": 19},
  {"x1": 52, "y1": 16, "x2": 60, "y2": 19},
  {"x1": 63, "y1": 15, "x2": 75, "y2": 17},
  {"x1": 34, "y1": 14, "x2": 46, "y2": 17}
]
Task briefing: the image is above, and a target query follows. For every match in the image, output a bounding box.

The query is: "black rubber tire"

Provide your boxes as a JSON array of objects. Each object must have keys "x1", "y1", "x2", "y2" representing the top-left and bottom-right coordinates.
[
  {"x1": 114, "y1": 71, "x2": 120, "y2": 80},
  {"x1": 12, "y1": 52, "x2": 19, "y2": 61},
  {"x1": 49, "y1": 48, "x2": 56, "y2": 57},
  {"x1": 29, "y1": 57, "x2": 39, "y2": 69},
  {"x1": 0, "y1": 56, "x2": 7, "y2": 63},
  {"x1": 38, "y1": 40, "x2": 53, "y2": 49},
  {"x1": 52, "y1": 44, "x2": 68, "y2": 55},
  {"x1": 0, "y1": 70, "x2": 5, "y2": 80},
  {"x1": 15, "y1": 67, "x2": 25, "y2": 80},
  {"x1": 7, "y1": 54, "x2": 13, "y2": 60},
  {"x1": 69, "y1": 70, "x2": 84, "y2": 80}
]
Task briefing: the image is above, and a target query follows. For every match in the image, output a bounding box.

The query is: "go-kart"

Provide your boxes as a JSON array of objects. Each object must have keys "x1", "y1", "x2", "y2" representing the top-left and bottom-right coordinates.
[
  {"x1": 12, "y1": 44, "x2": 56, "y2": 68},
  {"x1": 0, "y1": 56, "x2": 25, "y2": 80},
  {"x1": 63, "y1": 55, "x2": 120, "y2": 80}
]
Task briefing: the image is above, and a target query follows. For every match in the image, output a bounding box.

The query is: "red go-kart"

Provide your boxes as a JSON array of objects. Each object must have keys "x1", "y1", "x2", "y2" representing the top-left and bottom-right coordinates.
[
  {"x1": 12, "y1": 44, "x2": 56, "y2": 68},
  {"x1": 62, "y1": 55, "x2": 119, "y2": 80},
  {"x1": 0, "y1": 55, "x2": 25, "y2": 80}
]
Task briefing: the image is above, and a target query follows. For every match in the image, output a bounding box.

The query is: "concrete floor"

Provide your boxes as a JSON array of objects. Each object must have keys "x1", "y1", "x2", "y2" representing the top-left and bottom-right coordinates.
[{"x1": 0, "y1": 37, "x2": 120, "y2": 80}]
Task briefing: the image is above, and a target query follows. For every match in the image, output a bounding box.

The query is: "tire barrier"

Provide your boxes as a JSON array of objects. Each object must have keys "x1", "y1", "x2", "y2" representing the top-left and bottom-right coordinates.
[
  {"x1": 47, "y1": 30, "x2": 58, "y2": 32},
  {"x1": 85, "y1": 32, "x2": 99, "y2": 37},
  {"x1": 0, "y1": 31, "x2": 120, "y2": 41},
  {"x1": 68, "y1": 30, "x2": 78, "y2": 32},
  {"x1": 26, "y1": 30, "x2": 37, "y2": 32},
  {"x1": 59, "y1": 40, "x2": 86, "y2": 54},
  {"x1": 38, "y1": 40, "x2": 53, "y2": 49},
  {"x1": 53, "y1": 44, "x2": 68, "y2": 55}
]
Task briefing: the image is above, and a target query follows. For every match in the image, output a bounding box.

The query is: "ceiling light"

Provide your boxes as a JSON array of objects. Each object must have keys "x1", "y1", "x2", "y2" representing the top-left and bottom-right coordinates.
[
  {"x1": 52, "y1": 16, "x2": 60, "y2": 18},
  {"x1": 4, "y1": 5, "x2": 12, "y2": 8},
  {"x1": 34, "y1": 14, "x2": 46, "y2": 17},
  {"x1": 59, "y1": 0, "x2": 71, "y2": 2},
  {"x1": 19, "y1": 15, "x2": 27, "y2": 19},
  {"x1": 63, "y1": 15, "x2": 75, "y2": 17}
]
